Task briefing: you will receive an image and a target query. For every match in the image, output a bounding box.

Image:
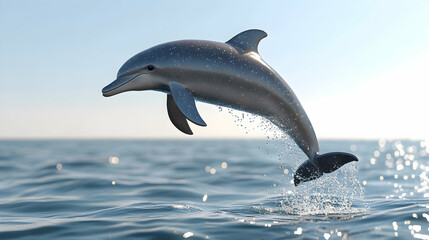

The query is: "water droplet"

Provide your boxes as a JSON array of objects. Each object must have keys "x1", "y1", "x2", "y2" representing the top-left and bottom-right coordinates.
[
  {"x1": 109, "y1": 156, "x2": 119, "y2": 164},
  {"x1": 396, "y1": 164, "x2": 404, "y2": 171},
  {"x1": 413, "y1": 161, "x2": 419, "y2": 170},
  {"x1": 412, "y1": 224, "x2": 421, "y2": 232},
  {"x1": 379, "y1": 138, "x2": 386, "y2": 147},
  {"x1": 56, "y1": 163, "x2": 62, "y2": 171},
  {"x1": 294, "y1": 227, "x2": 303, "y2": 235},
  {"x1": 392, "y1": 221, "x2": 398, "y2": 231},
  {"x1": 374, "y1": 150, "x2": 380, "y2": 157},
  {"x1": 183, "y1": 232, "x2": 193, "y2": 238},
  {"x1": 324, "y1": 233, "x2": 331, "y2": 239}
]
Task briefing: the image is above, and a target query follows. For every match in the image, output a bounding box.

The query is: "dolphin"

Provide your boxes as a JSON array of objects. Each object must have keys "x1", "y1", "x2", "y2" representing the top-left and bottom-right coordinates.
[{"x1": 102, "y1": 29, "x2": 358, "y2": 186}]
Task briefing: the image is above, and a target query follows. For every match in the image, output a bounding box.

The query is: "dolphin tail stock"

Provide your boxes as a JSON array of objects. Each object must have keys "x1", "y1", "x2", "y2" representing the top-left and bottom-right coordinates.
[{"x1": 293, "y1": 152, "x2": 358, "y2": 186}]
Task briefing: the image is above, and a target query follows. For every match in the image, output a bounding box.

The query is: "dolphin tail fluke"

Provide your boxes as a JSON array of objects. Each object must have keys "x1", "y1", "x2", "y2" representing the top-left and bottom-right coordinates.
[{"x1": 293, "y1": 152, "x2": 358, "y2": 186}]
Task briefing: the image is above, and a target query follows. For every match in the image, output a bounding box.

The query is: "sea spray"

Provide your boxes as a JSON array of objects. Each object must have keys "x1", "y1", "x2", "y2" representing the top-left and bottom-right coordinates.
[
  {"x1": 280, "y1": 162, "x2": 367, "y2": 216},
  {"x1": 221, "y1": 106, "x2": 367, "y2": 216}
]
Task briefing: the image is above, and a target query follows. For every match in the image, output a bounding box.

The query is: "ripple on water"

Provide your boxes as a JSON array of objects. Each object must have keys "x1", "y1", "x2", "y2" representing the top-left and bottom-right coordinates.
[{"x1": 1, "y1": 138, "x2": 429, "y2": 239}]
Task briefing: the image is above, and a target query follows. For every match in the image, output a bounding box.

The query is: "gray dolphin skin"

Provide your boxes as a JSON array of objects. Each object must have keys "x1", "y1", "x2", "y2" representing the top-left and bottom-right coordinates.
[{"x1": 102, "y1": 29, "x2": 358, "y2": 186}]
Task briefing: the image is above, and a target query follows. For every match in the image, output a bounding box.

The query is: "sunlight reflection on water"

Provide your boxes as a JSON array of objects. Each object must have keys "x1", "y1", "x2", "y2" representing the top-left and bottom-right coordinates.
[{"x1": 0, "y1": 135, "x2": 428, "y2": 239}]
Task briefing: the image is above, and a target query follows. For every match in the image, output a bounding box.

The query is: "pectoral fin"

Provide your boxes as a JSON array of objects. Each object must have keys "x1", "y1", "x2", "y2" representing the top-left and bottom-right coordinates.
[
  {"x1": 168, "y1": 82, "x2": 207, "y2": 126},
  {"x1": 167, "y1": 94, "x2": 193, "y2": 135}
]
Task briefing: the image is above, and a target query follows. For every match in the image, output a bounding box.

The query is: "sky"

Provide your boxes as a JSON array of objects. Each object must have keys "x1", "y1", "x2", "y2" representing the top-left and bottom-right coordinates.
[{"x1": 0, "y1": 0, "x2": 428, "y2": 140}]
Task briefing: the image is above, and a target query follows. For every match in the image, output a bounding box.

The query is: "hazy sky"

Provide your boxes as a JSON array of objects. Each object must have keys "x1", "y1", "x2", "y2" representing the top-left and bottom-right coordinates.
[{"x1": 1, "y1": 0, "x2": 428, "y2": 140}]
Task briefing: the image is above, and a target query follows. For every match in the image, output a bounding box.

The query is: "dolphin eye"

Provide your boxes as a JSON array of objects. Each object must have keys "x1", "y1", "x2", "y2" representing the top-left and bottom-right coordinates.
[{"x1": 147, "y1": 65, "x2": 155, "y2": 71}]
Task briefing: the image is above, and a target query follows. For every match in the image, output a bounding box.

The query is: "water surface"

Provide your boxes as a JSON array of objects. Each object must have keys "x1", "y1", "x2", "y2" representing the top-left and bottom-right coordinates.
[{"x1": 0, "y1": 139, "x2": 428, "y2": 239}]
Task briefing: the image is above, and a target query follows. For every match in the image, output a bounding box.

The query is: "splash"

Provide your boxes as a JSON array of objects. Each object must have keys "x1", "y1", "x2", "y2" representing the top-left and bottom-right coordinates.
[
  {"x1": 220, "y1": 106, "x2": 367, "y2": 216},
  {"x1": 280, "y1": 162, "x2": 367, "y2": 216}
]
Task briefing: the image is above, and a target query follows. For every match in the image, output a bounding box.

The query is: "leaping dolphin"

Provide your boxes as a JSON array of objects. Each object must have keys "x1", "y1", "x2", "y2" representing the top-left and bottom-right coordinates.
[{"x1": 102, "y1": 29, "x2": 358, "y2": 186}]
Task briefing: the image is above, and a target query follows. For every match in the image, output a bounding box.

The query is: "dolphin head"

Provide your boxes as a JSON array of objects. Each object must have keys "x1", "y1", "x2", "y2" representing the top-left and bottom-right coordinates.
[{"x1": 102, "y1": 46, "x2": 170, "y2": 97}]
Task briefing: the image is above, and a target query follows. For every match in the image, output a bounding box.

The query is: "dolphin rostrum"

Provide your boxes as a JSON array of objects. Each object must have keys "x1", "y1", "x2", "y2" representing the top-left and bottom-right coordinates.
[{"x1": 102, "y1": 29, "x2": 358, "y2": 186}]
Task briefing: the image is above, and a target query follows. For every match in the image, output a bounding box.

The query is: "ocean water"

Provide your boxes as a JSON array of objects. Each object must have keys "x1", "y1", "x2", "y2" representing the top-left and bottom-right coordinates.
[{"x1": 0, "y1": 139, "x2": 428, "y2": 239}]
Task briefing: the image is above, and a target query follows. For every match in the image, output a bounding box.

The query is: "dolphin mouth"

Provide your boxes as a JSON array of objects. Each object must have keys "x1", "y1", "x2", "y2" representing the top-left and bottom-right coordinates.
[{"x1": 102, "y1": 75, "x2": 139, "y2": 97}]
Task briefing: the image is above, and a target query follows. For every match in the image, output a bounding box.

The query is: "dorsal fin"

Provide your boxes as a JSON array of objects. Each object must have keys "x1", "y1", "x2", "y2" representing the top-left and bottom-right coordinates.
[{"x1": 226, "y1": 29, "x2": 267, "y2": 54}]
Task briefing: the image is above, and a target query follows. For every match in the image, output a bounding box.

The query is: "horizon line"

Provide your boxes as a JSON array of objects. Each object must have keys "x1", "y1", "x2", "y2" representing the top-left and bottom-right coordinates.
[{"x1": 0, "y1": 137, "x2": 424, "y2": 141}]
